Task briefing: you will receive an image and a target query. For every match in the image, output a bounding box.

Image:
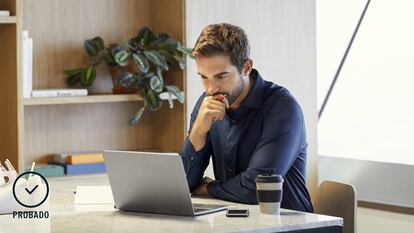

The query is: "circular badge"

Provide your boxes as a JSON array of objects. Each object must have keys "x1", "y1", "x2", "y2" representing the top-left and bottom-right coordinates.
[{"x1": 12, "y1": 171, "x2": 49, "y2": 208}]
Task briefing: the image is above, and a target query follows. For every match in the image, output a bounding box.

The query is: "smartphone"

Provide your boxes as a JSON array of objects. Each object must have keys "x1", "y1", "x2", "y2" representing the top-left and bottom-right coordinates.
[{"x1": 226, "y1": 209, "x2": 250, "y2": 217}]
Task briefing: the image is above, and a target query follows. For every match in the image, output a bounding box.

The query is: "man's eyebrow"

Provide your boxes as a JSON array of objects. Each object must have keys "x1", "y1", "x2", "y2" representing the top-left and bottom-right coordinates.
[{"x1": 197, "y1": 71, "x2": 229, "y2": 77}]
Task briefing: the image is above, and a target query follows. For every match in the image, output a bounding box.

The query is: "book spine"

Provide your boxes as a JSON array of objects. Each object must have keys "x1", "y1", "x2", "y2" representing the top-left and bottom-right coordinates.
[
  {"x1": 65, "y1": 163, "x2": 106, "y2": 175},
  {"x1": 31, "y1": 89, "x2": 88, "y2": 98},
  {"x1": 55, "y1": 89, "x2": 88, "y2": 97},
  {"x1": 22, "y1": 31, "x2": 30, "y2": 98},
  {"x1": 25, "y1": 165, "x2": 65, "y2": 177},
  {"x1": 67, "y1": 153, "x2": 104, "y2": 164},
  {"x1": 27, "y1": 37, "x2": 33, "y2": 98}
]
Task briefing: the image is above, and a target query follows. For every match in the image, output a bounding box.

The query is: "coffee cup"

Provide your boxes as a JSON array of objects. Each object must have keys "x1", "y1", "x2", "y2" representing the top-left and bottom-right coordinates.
[{"x1": 256, "y1": 174, "x2": 283, "y2": 214}]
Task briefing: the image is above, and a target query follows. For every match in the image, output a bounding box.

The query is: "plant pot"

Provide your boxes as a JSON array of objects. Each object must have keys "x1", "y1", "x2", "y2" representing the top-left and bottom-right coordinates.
[{"x1": 110, "y1": 62, "x2": 139, "y2": 94}]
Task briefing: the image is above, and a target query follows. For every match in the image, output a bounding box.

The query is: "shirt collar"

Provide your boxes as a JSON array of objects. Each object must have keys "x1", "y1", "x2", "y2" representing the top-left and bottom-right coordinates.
[{"x1": 240, "y1": 69, "x2": 265, "y2": 108}]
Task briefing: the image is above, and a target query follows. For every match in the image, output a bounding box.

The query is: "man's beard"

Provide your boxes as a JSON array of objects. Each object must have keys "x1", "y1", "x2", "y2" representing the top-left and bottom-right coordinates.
[{"x1": 225, "y1": 77, "x2": 245, "y2": 105}]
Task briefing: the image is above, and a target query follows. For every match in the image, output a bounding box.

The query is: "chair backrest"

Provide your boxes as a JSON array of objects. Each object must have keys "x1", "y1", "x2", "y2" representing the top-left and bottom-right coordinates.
[{"x1": 315, "y1": 180, "x2": 357, "y2": 233}]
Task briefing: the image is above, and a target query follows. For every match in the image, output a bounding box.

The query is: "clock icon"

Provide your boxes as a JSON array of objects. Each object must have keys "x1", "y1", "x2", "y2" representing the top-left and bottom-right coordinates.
[{"x1": 12, "y1": 171, "x2": 49, "y2": 208}]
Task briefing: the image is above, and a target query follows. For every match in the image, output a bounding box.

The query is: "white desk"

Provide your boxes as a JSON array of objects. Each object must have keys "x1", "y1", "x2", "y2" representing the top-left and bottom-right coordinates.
[{"x1": 0, "y1": 174, "x2": 342, "y2": 233}]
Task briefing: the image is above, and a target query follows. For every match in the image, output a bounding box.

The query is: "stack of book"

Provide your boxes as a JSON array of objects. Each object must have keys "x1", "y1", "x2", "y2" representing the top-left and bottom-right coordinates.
[
  {"x1": 21, "y1": 30, "x2": 88, "y2": 99},
  {"x1": 50, "y1": 152, "x2": 106, "y2": 175}
]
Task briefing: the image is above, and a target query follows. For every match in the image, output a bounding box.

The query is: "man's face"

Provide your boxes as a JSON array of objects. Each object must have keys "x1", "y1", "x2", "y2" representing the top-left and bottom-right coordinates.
[{"x1": 196, "y1": 55, "x2": 245, "y2": 105}]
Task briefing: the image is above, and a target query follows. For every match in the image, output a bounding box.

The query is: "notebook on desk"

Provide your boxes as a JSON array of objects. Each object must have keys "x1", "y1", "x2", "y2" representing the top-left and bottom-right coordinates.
[{"x1": 103, "y1": 150, "x2": 228, "y2": 216}]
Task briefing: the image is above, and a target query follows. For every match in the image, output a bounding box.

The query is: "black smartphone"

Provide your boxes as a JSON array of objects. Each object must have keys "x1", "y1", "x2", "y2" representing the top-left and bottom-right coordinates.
[{"x1": 226, "y1": 209, "x2": 250, "y2": 217}]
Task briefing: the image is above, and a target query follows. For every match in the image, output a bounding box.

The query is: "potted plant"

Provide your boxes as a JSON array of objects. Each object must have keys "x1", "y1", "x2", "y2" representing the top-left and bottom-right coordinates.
[{"x1": 63, "y1": 27, "x2": 193, "y2": 125}]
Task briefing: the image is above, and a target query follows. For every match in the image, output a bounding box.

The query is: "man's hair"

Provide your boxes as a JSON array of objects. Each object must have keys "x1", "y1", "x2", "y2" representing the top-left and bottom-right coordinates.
[{"x1": 192, "y1": 23, "x2": 250, "y2": 73}]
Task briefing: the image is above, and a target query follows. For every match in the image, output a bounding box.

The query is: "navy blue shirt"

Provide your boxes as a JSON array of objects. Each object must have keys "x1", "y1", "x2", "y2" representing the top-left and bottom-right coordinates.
[{"x1": 180, "y1": 69, "x2": 313, "y2": 212}]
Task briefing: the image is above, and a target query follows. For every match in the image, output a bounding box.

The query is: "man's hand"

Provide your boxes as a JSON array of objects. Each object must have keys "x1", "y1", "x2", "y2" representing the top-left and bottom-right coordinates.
[
  {"x1": 190, "y1": 94, "x2": 229, "y2": 151},
  {"x1": 192, "y1": 177, "x2": 215, "y2": 197}
]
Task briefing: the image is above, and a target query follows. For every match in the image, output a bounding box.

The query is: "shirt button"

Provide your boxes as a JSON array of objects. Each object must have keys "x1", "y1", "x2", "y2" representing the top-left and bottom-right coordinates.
[{"x1": 190, "y1": 156, "x2": 195, "y2": 161}]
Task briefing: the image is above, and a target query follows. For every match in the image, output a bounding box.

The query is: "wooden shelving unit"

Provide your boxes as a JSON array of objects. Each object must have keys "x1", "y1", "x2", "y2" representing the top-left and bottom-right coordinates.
[{"x1": 0, "y1": 0, "x2": 187, "y2": 171}]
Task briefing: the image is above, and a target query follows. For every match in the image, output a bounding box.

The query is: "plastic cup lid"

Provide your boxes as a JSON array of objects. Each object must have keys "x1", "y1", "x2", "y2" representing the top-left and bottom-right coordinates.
[{"x1": 255, "y1": 174, "x2": 283, "y2": 183}]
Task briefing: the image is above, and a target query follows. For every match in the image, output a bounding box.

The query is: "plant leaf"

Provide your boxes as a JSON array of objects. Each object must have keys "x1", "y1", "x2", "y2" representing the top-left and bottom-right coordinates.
[
  {"x1": 158, "y1": 49, "x2": 174, "y2": 62},
  {"x1": 80, "y1": 66, "x2": 96, "y2": 87},
  {"x1": 141, "y1": 71, "x2": 155, "y2": 79},
  {"x1": 110, "y1": 45, "x2": 123, "y2": 56},
  {"x1": 132, "y1": 53, "x2": 149, "y2": 73},
  {"x1": 177, "y1": 44, "x2": 194, "y2": 58},
  {"x1": 147, "y1": 35, "x2": 167, "y2": 49},
  {"x1": 114, "y1": 50, "x2": 130, "y2": 67},
  {"x1": 128, "y1": 37, "x2": 140, "y2": 51},
  {"x1": 92, "y1": 36, "x2": 105, "y2": 51},
  {"x1": 149, "y1": 74, "x2": 164, "y2": 93},
  {"x1": 173, "y1": 53, "x2": 186, "y2": 69},
  {"x1": 167, "y1": 92, "x2": 174, "y2": 109},
  {"x1": 137, "y1": 27, "x2": 156, "y2": 47},
  {"x1": 159, "y1": 37, "x2": 178, "y2": 51},
  {"x1": 66, "y1": 71, "x2": 82, "y2": 86},
  {"x1": 84, "y1": 39, "x2": 99, "y2": 56},
  {"x1": 165, "y1": 85, "x2": 184, "y2": 103},
  {"x1": 146, "y1": 90, "x2": 162, "y2": 111},
  {"x1": 149, "y1": 34, "x2": 177, "y2": 51},
  {"x1": 143, "y1": 50, "x2": 168, "y2": 70},
  {"x1": 136, "y1": 27, "x2": 151, "y2": 43},
  {"x1": 157, "y1": 32, "x2": 170, "y2": 40},
  {"x1": 129, "y1": 107, "x2": 145, "y2": 126},
  {"x1": 116, "y1": 71, "x2": 135, "y2": 88},
  {"x1": 64, "y1": 68, "x2": 83, "y2": 76}
]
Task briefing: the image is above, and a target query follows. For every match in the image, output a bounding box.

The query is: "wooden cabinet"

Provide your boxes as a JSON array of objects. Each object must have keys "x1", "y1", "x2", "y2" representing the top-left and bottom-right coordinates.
[{"x1": 0, "y1": 0, "x2": 186, "y2": 171}]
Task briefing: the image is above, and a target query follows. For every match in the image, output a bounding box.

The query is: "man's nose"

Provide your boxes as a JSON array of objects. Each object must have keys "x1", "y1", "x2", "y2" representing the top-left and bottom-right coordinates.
[
  {"x1": 207, "y1": 84, "x2": 219, "y2": 95},
  {"x1": 206, "y1": 79, "x2": 220, "y2": 95}
]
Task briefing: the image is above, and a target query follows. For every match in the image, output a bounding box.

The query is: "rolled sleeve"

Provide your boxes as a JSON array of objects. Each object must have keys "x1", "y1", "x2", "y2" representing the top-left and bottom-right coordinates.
[
  {"x1": 179, "y1": 93, "x2": 212, "y2": 191},
  {"x1": 207, "y1": 175, "x2": 258, "y2": 204},
  {"x1": 181, "y1": 136, "x2": 211, "y2": 191}
]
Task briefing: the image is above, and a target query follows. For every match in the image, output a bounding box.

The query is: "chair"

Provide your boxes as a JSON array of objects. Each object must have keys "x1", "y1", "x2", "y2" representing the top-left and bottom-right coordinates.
[{"x1": 315, "y1": 180, "x2": 357, "y2": 233}]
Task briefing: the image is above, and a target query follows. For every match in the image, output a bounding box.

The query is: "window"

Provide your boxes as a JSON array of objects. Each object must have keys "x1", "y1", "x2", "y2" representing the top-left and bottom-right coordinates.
[{"x1": 317, "y1": 0, "x2": 414, "y2": 207}]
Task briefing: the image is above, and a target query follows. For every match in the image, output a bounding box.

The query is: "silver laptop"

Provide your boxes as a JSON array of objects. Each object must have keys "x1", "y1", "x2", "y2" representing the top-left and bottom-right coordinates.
[{"x1": 103, "y1": 150, "x2": 228, "y2": 216}]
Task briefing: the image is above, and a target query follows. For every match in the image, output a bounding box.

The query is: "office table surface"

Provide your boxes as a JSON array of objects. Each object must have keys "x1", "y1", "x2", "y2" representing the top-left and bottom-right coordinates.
[{"x1": 0, "y1": 174, "x2": 342, "y2": 233}]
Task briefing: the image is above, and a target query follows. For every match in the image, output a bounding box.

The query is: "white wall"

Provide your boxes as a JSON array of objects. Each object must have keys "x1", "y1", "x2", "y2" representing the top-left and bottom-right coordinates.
[{"x1": 185, "y1": 0, "x2": 318, "y2": 197}]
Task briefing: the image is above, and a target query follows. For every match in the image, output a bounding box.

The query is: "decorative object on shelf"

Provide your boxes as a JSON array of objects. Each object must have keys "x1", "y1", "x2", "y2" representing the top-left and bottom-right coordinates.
[
  {"x1": 0, "y1": 10, "x2": 10, "y2": 17},
  {"x1": 63, "y1": 27, "x2": 193, "y2": 125},
  {"x1": 22, "y1": 30, "x2": 33, "y2": 98}
]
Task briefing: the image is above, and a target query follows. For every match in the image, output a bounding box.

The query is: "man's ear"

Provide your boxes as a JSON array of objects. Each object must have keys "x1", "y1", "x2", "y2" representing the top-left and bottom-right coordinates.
[{"x1": 243, "y1": 59, "x2": 253, "y2": 76}]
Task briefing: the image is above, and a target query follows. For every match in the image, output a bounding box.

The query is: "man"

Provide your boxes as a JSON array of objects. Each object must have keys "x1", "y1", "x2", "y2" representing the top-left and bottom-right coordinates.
[{"x1": 180, "y1": 23, "x2": 313, "y2": 212}]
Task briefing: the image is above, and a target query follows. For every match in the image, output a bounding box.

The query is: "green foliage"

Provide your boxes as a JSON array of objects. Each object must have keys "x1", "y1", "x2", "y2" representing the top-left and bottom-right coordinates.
[
  {"x1": 63, "y1": 27, "x2": 193, "y2": 125},
  {"x1": 132, "y1": 53, "x2": 149, "y2": 72},
  {"x1": 80, "y1": 66, "x2": 96, "y2": 86},
  {"x1": 114, "y1": 49, "x2": 130, "y2": 67},
  {"x1": 129, "y1": 107, "x2": 146, "y2": 126},
  {"x1": 165, "y1": 85, "x2": 184, "y2": 104}
]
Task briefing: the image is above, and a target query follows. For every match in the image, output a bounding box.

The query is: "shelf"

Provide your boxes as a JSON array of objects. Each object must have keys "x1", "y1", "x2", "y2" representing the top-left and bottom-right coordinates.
[
  {"x1": 23, "y1": 94, "x2": 144, "y2": 106},
  {"x1": 23, "y1": 92, "x2": 180, "y2": 106},
  {"x1": 0, "y1": 16, "x2": 17, "y2": 24}
]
